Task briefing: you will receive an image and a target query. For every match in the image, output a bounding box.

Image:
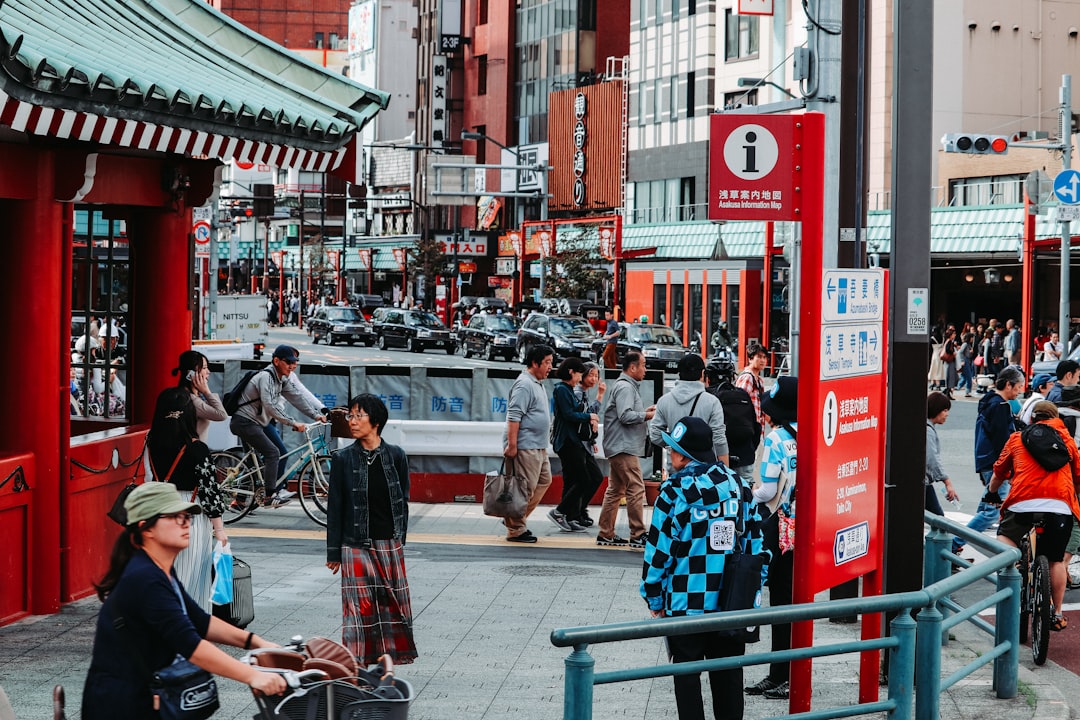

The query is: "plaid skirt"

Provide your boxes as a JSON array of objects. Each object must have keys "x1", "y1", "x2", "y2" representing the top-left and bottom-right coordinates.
[{"x1": 341, "y1": 541, "x2": 417, "y2": 665}]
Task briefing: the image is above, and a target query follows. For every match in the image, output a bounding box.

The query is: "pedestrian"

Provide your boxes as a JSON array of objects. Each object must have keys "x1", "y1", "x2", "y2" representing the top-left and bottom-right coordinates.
[
  {"x1": 956, "y1": 332, "x2": 975, "y2": 397},
  {"x1": 1044, "y1": 331, "x2": 1064, "y2": 362},
  {"x1": 988, "y1": 401, "x2": 1080, "y2": 630},
  {"x1": 173, "y1": 350, "x2": 227, "y2": 443},
  {"x1": 704, "y1": 361, "x2": 761, "y2": 484},
  {"x1": 82, "y1": 483, "x2": 285, "y2": 719},
  {"x1": 642, "y1": 415, "x2": 768, "y2": 720},
  {"x1": 735, "y1": 343, "x2": 768, "y2": 431},
  {"x1": 941, "y1": 326, "x2": 959, "y2": 398},
  {"x1": 744, "y1": 376, "x2": 798, "y2": 701},
  {"x1": 601, "y1": 307, "x2": 621, "y2": 369},
  {"x1": 989, "y1": 324, "x2": 1006, "y2": 376},
  {"x1": 326, "y1": 393, "x2": 417, "y2": 665},
  {"x1": 573, "y1": 361, "x2": 606, "y2": 527},
  {"x1": 502, "y1": 344, "x2": 555, "y2": 543},
  {"x1": 928, "y1": 325, "x2": 946, "y2": 392},
  {"x1": 1045, "y1": 359, "x2": 1080, "y2": 404},
  {"x1": 1004, "y1": 318, "x2": 1021, "y2": 365},
  {"x1": 597, "y1": 351, "x2": 656, "y2": 547},
  {"x1": 649, "y1": 354, "x2": 729, "y2": 470},
  {"x1": 925, "y1": 391, "x2": 959, "y2": 516},
  {"x1": 1020, "y1": 373, "x2": 1055, "y2": 424},
  {"x1": 228, "y1": 345, "x2": 327, "y2": 507},
  {"x1": 953, "y1": 366, "x2": 1026, "y2": 554},
  {"x1": 547, "y1": 357, "x2": 599, "y2": 533}
]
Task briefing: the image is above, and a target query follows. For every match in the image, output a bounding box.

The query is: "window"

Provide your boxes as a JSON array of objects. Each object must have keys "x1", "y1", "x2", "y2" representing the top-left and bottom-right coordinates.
[
  {"x1": 724, "y1": 88, "x2": 758, "y2": 110},
  {"x1": 477, "y1": 55, "x2": 488, "y2": 95},
  {"x1": 670, "y1": 76, "x2": 678, "y2": 119},
  {"x1": 948, "y1": 175, "x2": 1024, "y2": 206},
  {"x1": 71, "y1": 208, "x2": 130, "y2": 421},
  {"x1": 724, "y1": 9, "x2": 759, "y2": 60},
  {"x1": 686, "y1": 71, "x2": 695, "y2": 117},
  {"x1": 329, "y1": 32, "x2": 339, "y2": 49},
  {"x1": 478, "y1": 0, "x2": 489, "y2": 24},
  {"x1": 637, "y1": 82, "x2": 646, "y2": 126},
  {"x1": 314, "y1": 32, "x2": 324, "y2": 49},
  {"x1": 475, "y1": 124, "x2": 487, "y2": 165},
  {"x1": 653, "y1": 79, "x2": 663, "y2": 124}
]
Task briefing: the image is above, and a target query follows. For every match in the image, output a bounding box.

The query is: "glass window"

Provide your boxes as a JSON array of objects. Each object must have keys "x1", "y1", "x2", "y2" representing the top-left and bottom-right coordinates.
[
  {"x1": 670, "y1": 76, "x2": 678, "y2": 119},
  {"x1": 637, "y1": 82, "x2": 646, "y2": 126},
  {"x1": 724, "y1": 10, "x2": 759, "y2": 60},
  {"x1": 71, "y1": 207, "x2": 130, "y2": 422},
  {"x1": 478, "y1": 55, "x2": 488, "y2": 95},
  {"x1": 653, "y1": 78, "x2": 662, "y2": 123},
  {"x1": 672, "y1": 0, "x2": 680, "y2": 21},
  {"x1": 687, "y1": 71, "x2": 695, "y2": 116},
  {"x1": 314, "y1": 32, "x2": 324, "y2": 49}
]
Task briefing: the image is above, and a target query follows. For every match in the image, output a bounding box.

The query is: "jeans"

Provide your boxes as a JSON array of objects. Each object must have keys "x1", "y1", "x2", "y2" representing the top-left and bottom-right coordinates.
[
  {"x1": 230, "y1": 416, "x2": 281, "y2": 498},
  {"x1": 957, "y1": 362, "x2": 974, "y2": 393},
  {"x1": 953, "y1": 469, "x2": 1009, "y2": 551},
  {"x1": 263, "y1": 421, "x2": 288, "y2": 480}
]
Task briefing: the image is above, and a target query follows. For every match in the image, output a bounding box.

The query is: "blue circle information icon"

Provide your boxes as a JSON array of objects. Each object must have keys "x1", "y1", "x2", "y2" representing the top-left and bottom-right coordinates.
[{"x1": 1053, "y1": 169, "x2": 1080, "y2": 205}]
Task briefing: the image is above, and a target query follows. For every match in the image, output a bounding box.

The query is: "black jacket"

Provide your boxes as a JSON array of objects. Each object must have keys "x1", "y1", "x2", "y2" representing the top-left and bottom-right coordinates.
[{"x1": 326, "y1": 440, "x2": 410, "y2": 562}]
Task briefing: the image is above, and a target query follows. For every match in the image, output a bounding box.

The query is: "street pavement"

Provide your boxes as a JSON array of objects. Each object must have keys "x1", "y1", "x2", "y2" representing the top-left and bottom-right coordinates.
[{"x1": 1, "y1": 499, "x2": 1076, "y2": 720}]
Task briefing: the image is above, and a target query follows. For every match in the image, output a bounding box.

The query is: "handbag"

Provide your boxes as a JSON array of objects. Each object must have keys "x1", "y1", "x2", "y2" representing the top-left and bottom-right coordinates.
[
  {"x1": 150, "y1": 656, "x2": 219, "y2": 720},
  {"x1": 974, "y1": 355, "x2": 985, "y2": 367},
  {"x1": 716, "y1": 485, "x2": 765, "y2": 643},
  {"x1": 483, "y1": 458, "x2": 530, "y2": 520},
  {"x1": 211, "y1": 542, "x2": 234, "y2": 606}
]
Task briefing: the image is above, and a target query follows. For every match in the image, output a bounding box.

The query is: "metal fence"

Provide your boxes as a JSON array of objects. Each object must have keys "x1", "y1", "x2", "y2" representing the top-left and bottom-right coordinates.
[{"x1": 550, "y1": 512, "x2": 1021, "y2": 720}]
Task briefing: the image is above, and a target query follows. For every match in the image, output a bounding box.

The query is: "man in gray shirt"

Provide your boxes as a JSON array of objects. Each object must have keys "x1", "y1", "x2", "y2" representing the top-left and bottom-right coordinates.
[
  {"x1": 597, "y1": 351, "x2": 656, "y2": 548},
  {"x1": 502, "y1": 344, "x2": 555, "y2": 543}
]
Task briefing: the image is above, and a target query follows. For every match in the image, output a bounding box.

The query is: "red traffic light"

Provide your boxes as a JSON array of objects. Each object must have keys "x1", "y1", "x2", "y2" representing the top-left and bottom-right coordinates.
[
  {"x1": 244, "y1": 207, "x2": 253, "y2": 217},
  {"x1": 991, "y1": 137, "x2": 1008, "y2": 153}
]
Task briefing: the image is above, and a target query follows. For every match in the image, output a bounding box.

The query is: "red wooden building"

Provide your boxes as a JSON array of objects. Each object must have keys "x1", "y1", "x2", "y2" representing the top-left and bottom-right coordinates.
[{"x1": 0, "y1": 0, "x2": 386, "y2": 625}]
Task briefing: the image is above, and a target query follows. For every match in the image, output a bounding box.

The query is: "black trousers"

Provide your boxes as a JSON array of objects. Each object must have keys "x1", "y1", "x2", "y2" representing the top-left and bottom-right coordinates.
[
  {"x1": 576, "y1": 448, "x2": 604, "y2": 519},
  {"x1": 667, "y1": 631, "x2": 746, "y2": 720},
  {"x1": 762, "y1": 516, "x2": 793, "y2": 682},
  {"x1": 555, "y1": 439, "x2": 590, "y2": 517}
]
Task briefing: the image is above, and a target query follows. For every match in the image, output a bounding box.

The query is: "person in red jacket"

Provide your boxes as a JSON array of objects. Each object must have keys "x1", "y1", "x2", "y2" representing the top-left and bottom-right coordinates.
[{"x1": 989, "y1": 401, "x2": 1080, "y2": 631}]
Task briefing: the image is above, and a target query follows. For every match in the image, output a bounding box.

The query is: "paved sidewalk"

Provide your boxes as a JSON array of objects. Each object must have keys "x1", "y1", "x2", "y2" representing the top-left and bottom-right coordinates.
[{"x1": 0, "y1": 501, "x2": 1073, "y2": 720}]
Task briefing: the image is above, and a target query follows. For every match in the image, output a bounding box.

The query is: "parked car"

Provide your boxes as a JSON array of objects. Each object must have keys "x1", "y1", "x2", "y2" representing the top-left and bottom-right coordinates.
[
  {"x1": 516, "y1": 312, "x2": 598, "y2": 363},
  {"x1": 593, "y1": 323, "x2": 692, "y2": 373},
  {"x1": 375, "y1": 309, "x2": 457, "y2": 354},
  {"x1": 350, "y1": 293, "x2": 386, "y2": 319},
  {"x1": 309, "y1": 306, "x2": 376, "y2": 346},
  {"x1": 1030, "y1": 342, "x2": 1080, "y2": 385},
  {"x1": 459, "y1": 313, "x2": 521, "y2": 361}
]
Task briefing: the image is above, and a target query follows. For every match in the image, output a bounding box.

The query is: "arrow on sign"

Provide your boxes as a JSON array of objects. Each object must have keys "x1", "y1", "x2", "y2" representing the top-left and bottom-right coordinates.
[
  {"x1": 1068, "y1": 173, "x2": 1080, "y2": 203},
  {"x1": 826, "y1": 279, "x2": 836, "y2": 299},
  {"x1": 869, "y1": 330, "x2": 878, "y2": 351}
]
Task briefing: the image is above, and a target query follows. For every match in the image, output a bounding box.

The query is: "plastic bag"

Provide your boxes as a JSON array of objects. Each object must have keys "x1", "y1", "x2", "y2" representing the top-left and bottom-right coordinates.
[{"x1": 211, "y1": 541, "x2": 234, "y2": 606}]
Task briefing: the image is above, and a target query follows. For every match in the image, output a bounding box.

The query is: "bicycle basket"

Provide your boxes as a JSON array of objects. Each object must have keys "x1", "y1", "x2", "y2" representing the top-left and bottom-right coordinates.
[{"x1": 263, "y1": 678, "x2": 412, "y2": 720}]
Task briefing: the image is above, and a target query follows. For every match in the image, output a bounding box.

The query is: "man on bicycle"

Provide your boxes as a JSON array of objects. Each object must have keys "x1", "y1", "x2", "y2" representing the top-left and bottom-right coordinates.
[
  {"x1": 230, "y1": 345, "x2": 327, "y2": 507},
  {"x1": 988, "y1": 401, "x2": 1080, "y2": 632}
]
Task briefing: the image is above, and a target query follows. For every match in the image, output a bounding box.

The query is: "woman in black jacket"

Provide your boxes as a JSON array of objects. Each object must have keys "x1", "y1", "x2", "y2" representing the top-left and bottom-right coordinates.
[
  {"x1": 326, "y1": 393, "x2": 416, "y2": 665},
  {"x1": 547, "y1": 357, "x2": 598, "y2": 533}
]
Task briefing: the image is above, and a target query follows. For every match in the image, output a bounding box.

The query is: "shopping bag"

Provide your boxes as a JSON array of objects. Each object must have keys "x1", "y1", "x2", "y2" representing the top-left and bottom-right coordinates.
[
  {"x1": 211, "y1": 542, "x2": 234, "y2": 606},
  {"x1": 483, "y1": 459, "x2": 530, "y2": 520}
]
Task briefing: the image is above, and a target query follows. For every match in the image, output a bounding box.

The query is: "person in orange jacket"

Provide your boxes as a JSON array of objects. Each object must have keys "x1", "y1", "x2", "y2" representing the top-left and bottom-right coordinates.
[{"x1": 989, "y1": 401, "x2": 1080, "y2": 631}]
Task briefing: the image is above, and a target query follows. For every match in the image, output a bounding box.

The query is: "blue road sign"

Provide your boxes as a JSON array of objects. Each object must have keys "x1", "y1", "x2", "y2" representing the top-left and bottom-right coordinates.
[{"x1": 1053, "y1": 169, "x2": 1080, "y2": 205}]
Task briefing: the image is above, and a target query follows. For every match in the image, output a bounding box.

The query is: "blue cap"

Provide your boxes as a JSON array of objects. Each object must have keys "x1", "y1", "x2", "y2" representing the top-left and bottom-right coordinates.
[{"x1": 1032, "y1": 373, "x2": 1054, "y2": 391}]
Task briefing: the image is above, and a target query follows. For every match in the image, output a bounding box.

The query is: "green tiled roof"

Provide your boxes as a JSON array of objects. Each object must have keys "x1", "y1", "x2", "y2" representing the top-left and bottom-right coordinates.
[
  {"x1": 623, "y1": 221, "x2": 721, "y2": 259},
  {"x1": 0, "y1": 0, "x2": 388, "y2": 155}
]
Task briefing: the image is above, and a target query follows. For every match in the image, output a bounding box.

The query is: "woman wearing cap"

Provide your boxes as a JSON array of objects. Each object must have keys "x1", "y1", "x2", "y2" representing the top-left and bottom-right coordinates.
[
  {"x1": 174, "y1": 350, "x2": 227, "y2": 443},
  {"x1": 82, "y1": 483, "x2": 285, "y2": 719},
  {"x1": 745, "y1": 376, "x2": 798, "y2": 701},
  {"x1": 147, "y1": 387, "x2": 228, "y2": 612},
  {"x1": 925, "y1": 392, "x2": 959, "y2": 516}
]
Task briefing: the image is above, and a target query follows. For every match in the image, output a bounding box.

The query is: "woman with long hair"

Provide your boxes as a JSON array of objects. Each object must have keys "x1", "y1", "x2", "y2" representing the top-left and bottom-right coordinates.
[
  {"x1": 82, "y1": 483, "x2": 284, "y2": 718},
  {"x1": 173, "y1": 350, "x2": 227, "y2": 443},
  {"x1": 326, "y1": 393, "x2": 417, "y2": 665},
  {"x1": 147, "y1": 387, "x2": 227, "y2": 612},
  {"x1": 547, "y1": 356, "x2": 598, "y2": 533}
]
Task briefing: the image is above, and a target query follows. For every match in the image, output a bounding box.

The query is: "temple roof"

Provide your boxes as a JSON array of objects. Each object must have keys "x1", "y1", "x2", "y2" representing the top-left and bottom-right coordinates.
[{"x1": 0, "y1": 0, "x2": 389, "y2": 172}]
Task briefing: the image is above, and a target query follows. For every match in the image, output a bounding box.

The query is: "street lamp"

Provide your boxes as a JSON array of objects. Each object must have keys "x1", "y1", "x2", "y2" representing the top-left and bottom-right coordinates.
[{"x1": 737, "y1": 77, "x2": 797, "y2": 99}]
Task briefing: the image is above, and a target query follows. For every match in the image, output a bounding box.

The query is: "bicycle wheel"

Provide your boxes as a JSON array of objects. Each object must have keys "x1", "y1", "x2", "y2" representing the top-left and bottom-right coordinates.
[
  {"x1": 1018, "y1": 540, "x2": 1030, "y2": 644},
  {"x1": 297, "y1": 454, "x2": 332, "y2": 527},
  {"x1": 1031, "y1": 554, "x2": 1052, "y2": 666},
  {"x1": 211, "y1": 451, "x2": 258, "y2": 525}
]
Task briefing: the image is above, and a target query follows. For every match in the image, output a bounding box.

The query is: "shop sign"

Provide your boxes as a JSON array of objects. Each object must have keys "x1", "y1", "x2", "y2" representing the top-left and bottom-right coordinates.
[{"x1": 573, "y1": 92, "x2": 587, "y2": 206}]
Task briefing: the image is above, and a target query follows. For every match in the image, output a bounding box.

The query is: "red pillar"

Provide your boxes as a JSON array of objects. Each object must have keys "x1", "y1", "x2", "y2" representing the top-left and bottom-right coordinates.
[
  {"x1": 682, "y1": 270, "x2": 690, "y2": 347},
  {"x1": 737, "y1": 270, "x2": 762, "y2": 370},
  {"x1": 130, "y1": 207, "x2": 193, "y2": 424},
  {"x1": 1021, "y1": 197, "x2": 1036, "y2": 372},
  {"x1": 1, "y1": 149, "x2": 64, "y2": 614}
]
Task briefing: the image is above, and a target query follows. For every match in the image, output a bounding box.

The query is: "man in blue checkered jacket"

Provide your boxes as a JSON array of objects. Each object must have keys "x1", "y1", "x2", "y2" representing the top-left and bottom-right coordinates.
[{"x1": 641, "y1": 415, "x2": 769, "y2": 720}]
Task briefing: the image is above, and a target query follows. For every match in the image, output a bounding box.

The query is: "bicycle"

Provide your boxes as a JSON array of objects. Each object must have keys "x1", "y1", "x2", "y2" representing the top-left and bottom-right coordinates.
[
  {"x1": 211, "y1": 422, "x2": 335, "y2": 527},
  {"x1": 1017, "y1": 514, "x2": 1052, "y2": 666}
]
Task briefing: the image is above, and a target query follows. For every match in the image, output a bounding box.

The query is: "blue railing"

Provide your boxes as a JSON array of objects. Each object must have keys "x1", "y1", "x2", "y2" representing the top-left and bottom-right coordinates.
[{"x1": 550, "y1": 512, "x2": 1021, "y2": 720}]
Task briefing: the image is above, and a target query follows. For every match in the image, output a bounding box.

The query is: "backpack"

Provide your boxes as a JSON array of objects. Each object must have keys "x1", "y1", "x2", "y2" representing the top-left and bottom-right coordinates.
[
  {"x1": 1020, "y1": 423, "x2": 1071, "y2": 471},
  {"x1": 223, "y1": 369, "x2": 269, "y2": 416},
  {"x1": 710, "y1": 381, "x2": 762, "y2": 465}
]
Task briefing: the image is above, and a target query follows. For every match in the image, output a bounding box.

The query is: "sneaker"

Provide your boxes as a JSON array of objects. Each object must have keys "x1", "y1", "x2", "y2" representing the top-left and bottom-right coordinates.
[
  {"x1": 596, "y1": 535, "x2": 629, "y2": 547},
  {"x1": 507, "y1": 531, "x2": 538, "y2": 544},
  {"x1": 628, "y1": 534, "x2": 647, "y2": 550},
  {"x1": 548, "y1": 508, "x2": 574, "y2": 532},
  {"x1": 575, "y1": 515, "x2": 595, "y2": 527},
  {"x1": 568, "y1": 519, "x2": 589, "y2": 533},
  {"x1": 762, "y1": 681, "x2": 790, "y2": 700},
  {"x1": 745, "y1": 677, "x2": 784, "y2": 696},
  {"x1": 275, "y1": 489, "x2": 297, "y2": 502}
]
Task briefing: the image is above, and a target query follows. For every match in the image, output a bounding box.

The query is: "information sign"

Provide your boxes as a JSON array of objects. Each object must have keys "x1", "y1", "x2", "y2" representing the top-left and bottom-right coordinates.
[
  {"x1": 708, "y1": 114, "x2": 804, "y2": 222},
  {"x1": 821, "y1": 269, "x2": 884, "y2": 323},
  {"x1": 820, "y1": 324, "x2": 882, "y2": 379}
]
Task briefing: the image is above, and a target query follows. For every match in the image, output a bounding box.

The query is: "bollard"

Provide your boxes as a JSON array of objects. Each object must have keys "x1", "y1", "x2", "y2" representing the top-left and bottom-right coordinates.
[
  {"x1": 993, "y1": 564, "x2": 1020, "y2": 699},
  {"x1": 563, "y1": 644, "x2": 596, "y2": 720},
  {"x1": 915, "y1": 603, "x2": 943, "y2": 720},
  {"x1": 887, "y1": 610, "x2": 916, "y2": 720},
  {"x1": 924, "y1": 528, "x2": 952, "y2": 644}
]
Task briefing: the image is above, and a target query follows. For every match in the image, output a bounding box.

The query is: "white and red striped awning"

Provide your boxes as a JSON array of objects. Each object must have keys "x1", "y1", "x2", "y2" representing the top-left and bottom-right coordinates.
[{"x1": 0, "y1": 89, "x2": 349, "y2": 173}]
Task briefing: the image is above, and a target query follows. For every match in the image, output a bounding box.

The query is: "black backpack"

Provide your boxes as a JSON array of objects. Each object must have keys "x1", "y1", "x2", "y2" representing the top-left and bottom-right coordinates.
[
  {"x1": 710, "y1": 381, "x2": 762, "y2": 465},
  {"x1": 222, "y1": 369, "x2": 269, "y2": 416},
  {"x1": 1020, "y1": 422, "x2": 1070, "y2": 471}
]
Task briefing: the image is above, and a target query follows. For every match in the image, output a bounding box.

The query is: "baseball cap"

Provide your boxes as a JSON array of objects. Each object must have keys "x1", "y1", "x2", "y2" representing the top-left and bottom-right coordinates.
[
  {"x1": 661, "y1": 416, "x2": 718, "y2": 465},
  {"x1": 272, "y1": 344, "x2": 300, "y2": 363},
  {"x1": 762, "y1": 376, "x2": 799, "y2": 424},
  {"x1": 1032, "y1": 373, "x2": 1054, "y2": 391},
  {"x1": 124, "y1": 482, "x2": 202, "y2": 526}
]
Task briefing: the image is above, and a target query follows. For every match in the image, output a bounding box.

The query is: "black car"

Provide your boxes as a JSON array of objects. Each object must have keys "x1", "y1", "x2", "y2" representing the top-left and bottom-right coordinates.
[
  {"x1": 593, "y1": 323, "x2": 691, "y2": 373},
  {"x1": 375, "y1": 309, "x2": 457, "y2": 354},
  {"x1": 309, "y1": 306, "x2": 376, "y2": 346},
  {"x1": 459, "y1": 313, "x2": 521, "y2": 361},
  {"x1": 517, "y1": 312, "x2": 598, "y2": 363}
]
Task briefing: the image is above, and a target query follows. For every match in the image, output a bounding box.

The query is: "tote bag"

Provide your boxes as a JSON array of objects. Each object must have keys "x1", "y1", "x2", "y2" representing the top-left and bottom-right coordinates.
[{"x1": 483, "y1": 459, "x2": 530, "y2": 520}]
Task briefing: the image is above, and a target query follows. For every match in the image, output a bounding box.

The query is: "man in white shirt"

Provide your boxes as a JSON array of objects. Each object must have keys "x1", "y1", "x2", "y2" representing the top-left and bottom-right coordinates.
[{"x1": 1044, "y1": 332, "x2": 1064, "y2": 362}]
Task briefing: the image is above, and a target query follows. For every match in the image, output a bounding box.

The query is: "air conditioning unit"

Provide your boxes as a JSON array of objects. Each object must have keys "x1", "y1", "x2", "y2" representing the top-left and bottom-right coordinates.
[{"x1": 374, "y1": 271, "x2": 387, "y2": 281}]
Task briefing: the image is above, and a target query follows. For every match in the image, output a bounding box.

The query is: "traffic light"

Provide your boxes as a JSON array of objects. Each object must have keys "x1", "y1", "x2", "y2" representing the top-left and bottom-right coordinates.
[
  {"x1": 252, "y1": 184, "x2": 275, "y2": 218},
  {"x1": 941, "y1": 133, "x2": 1009, "y2": 155}
]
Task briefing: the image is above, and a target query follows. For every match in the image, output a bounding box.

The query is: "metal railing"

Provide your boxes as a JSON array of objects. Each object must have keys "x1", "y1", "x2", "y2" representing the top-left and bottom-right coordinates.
[{"x1": 550, "y1": 512, "x2": 1021, "y2": 720}]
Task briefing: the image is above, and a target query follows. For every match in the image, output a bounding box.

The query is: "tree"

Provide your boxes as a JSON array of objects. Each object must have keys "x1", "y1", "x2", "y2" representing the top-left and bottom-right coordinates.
[
  {"x1": 410, "y1": 234, "x2": 444, "y2": 306},
  {"x1": 543, "y1": 232, "x2": 611, "y2": 301}
]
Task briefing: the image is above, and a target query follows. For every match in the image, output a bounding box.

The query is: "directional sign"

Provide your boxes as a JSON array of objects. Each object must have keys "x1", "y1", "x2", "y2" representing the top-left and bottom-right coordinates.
[
  {"x1": 820, "y1": 323, "x2": 882, "y2": 380},
  {"x1": 834, "y1": 522, "x2": 870, "y2": 565},
  {"x1": 821, "y1": 269, "x2": 884, "y2": 323},
  {"x1": 1053, "y1": 169, "x2": 1080, "y2": 205}
]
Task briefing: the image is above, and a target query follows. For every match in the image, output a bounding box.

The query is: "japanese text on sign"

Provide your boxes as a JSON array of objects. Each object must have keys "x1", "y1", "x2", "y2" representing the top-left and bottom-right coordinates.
[
  {"x1": 821, "y1": 269, "x2": 884, "y2": 323},
  {"x1": 821, "y1": 324, "x2": 882, "y2": 380}
]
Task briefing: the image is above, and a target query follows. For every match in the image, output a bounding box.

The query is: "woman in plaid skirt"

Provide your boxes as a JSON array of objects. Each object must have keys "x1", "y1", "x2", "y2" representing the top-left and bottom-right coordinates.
[{"x1": 326, "y1": 393, "x2": 417, "y2": 665}]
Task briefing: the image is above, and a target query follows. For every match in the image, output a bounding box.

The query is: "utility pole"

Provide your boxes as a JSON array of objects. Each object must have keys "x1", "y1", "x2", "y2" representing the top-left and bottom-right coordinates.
[
  {"x1": 1060, "y1": 76, "x2": 1073, "y2": 349},
  {"x1": 804, "y1": 0, "x2": 843, "y2": 269}
]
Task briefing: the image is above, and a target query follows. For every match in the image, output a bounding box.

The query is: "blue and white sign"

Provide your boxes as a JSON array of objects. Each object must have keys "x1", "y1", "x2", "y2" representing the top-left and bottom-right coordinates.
[
  {"x1": 834, "y1": 521, "x2": 870, "y2": 565},
  {"x1": 820, "y1": 323, "x2": 882, "y2": 380},
  {"x1": 821, "y1": 269, "x2": 884, "y2": 323},
  {"x1": 1053, "y1": 169, "x2": 1080, "y2": 205}
]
